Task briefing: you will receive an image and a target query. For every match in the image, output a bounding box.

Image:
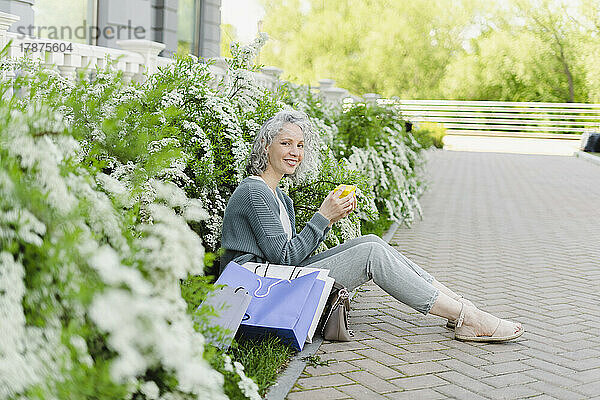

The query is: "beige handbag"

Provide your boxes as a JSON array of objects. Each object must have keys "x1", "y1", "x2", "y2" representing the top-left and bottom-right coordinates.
[{"x1": 320, "y1": 282, "x2": 354, "y2": 341}]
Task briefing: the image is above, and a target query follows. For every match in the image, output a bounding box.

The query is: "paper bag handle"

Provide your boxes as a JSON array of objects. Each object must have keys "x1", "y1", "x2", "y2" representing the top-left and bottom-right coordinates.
[
  {"x1": 253, "y1": 278, "x2": 290, "y2": 298},
  {"x1": 254, "y1": 262, "x2": 271, "y2": 276},
  {"x1": 289, "y1": 266, "x2": 303, "y2": 280}
]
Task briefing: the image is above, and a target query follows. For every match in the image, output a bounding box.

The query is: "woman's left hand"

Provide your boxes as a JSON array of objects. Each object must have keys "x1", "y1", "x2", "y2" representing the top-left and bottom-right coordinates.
[
  {"x1": 340, "y1": 193, "x2": 357, "y2": 219},
  {"x1": 349, "y1": 193, "x2": 358, "y2": 213},
  {"x1": 324, "y1": 192, "x2": 358, "y2": 227}
]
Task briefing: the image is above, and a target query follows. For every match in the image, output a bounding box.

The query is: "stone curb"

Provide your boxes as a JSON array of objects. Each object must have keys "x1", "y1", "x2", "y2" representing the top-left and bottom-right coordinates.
[
  {"x1": 575, "y1": 150, "x2": 600, "y2": 166},
  {"x1": 264, "y1": 222, "x2": 401, "y2": 400},
  {"x1": 263, "y1": 335, "x2": 324, "y2": 400},
  {"x1": 382, "y1": 221, "x2": 400, "y2": 243}
]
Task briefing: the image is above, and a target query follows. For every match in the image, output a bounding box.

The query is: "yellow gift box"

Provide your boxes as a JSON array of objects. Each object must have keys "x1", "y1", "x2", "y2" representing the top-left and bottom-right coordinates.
[{"x1": 334, "y1": 184, "x2": 356, "y2": 198}]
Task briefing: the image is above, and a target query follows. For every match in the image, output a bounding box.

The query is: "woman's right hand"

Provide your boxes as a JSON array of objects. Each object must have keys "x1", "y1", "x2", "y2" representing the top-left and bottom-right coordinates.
[{"x1": 318, "y1": 188, "x2": 356, "y2": 227}]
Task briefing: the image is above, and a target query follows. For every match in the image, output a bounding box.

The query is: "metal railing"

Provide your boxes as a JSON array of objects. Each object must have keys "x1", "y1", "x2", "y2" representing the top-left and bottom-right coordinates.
[{"x1": 393, "y1": 99, "x2": 600, "y2": 140}]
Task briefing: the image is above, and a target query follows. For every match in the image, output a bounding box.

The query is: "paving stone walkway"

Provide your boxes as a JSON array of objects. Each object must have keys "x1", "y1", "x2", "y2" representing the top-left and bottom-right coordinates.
[{"x1": 287, "y1": 151, "x2": 600, "y2": 400}]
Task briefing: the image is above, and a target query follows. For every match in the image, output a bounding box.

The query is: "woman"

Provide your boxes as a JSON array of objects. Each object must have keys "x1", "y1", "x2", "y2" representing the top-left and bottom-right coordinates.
[{"x1": 221, "y1": 109, "x2": 523, "y2": 342}]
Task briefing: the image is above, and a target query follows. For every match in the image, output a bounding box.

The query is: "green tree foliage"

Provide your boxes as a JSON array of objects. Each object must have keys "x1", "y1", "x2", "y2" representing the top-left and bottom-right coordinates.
[
  {"x1": 260, "y1": 0, "x2": 480, "y2": 98},
  {"x1": 440, "y1": 29, "x2": 587, "y2": 102},
  {"x1": 442, "y1": 0, "x2": 591, "y2": 102},
  {"x1": 260, "y1": 0, "x2": 600, "y2": 102},
  {"x1": 221, "y1": 23, "x2": 238, "y2": 57}
]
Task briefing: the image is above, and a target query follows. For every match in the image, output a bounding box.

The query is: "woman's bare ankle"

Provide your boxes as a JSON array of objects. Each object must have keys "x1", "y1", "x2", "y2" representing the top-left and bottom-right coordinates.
[
  {"x1": 428, "y1": 292, "x2": 464, "y2": 321},
  {"x1": 431, "y1": 279, "x2": 462, "y2": 301},
  {"x1": 461, "y1": 306, "x2": 516, "y2": 337}
]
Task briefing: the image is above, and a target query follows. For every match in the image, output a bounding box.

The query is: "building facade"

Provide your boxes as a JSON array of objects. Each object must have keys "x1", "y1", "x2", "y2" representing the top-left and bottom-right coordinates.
[{"x1": 0, "y1": 0, "x2": 221, "y2": 58}]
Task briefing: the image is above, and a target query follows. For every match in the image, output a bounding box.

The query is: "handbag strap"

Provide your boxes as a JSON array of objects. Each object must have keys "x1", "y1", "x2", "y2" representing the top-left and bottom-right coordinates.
[{"x1": 253, "y1": 277, "x2": 290, "y2": 298}]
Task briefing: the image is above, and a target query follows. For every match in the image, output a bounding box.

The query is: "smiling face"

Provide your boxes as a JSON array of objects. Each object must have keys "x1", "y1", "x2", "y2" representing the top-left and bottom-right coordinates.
[{"x1": 265, "y1": 123, "x2": 305, "y2": 178}]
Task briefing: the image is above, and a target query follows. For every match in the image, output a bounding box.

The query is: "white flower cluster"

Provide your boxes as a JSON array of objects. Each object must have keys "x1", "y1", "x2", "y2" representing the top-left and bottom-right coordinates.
[
  {"x1": 222, "y1": 355, "x2": 261, "y2": 400},
  {"x1": 0, "y1": 98, "x2": 228, "y2": 399},
  {"x1": 0, "y1": 105, "x2": 85, "y2": 397},
  {"x1": 337, "y1": 215, "x2": 362, "y2": 241},
  {"x1": 0, "y1": 252, "x2": 56, "y2": 399},
  {"x1": 347, "y1": 125, "x2": 424, "y2": 224},
  {"x1": 230, "y1": 33, "x2": 269, "y2": 70},
  {"x1": 160, "y1": 89, "x2": 185, "y2": 109}
]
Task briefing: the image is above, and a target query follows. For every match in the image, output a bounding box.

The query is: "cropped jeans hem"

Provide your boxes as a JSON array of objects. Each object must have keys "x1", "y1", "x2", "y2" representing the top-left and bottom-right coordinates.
[{"x1": 424, "y1": 287, "x2": 440, "y2": 315}]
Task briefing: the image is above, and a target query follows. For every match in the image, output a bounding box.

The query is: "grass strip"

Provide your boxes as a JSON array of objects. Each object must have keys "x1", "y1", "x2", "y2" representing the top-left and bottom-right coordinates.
[{"x1": 230, "y1": 335, "x2": 296, "y2": 397}]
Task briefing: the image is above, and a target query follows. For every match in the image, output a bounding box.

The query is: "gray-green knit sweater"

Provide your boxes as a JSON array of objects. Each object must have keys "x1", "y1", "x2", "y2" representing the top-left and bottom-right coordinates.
[{"x1": 220, "y1": 177, "x2": 330, "y2": 269}]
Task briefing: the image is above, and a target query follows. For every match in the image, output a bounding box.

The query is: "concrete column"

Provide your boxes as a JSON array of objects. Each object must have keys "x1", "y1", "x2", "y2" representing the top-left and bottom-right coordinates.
[
  {"x1": 318, "y1": 79, "x2": 349, "y2": 105},
  {"x1": 261, "y1": 66, "x2": 282, "y2": 91},
  {"x1": 318, "y1": 79, "x2": 335, "y2": 90},
  {"x1": 97, "y1": 0, "x2": 153, "y2": 49},
  {"x1": 0, "y1": 10, "x2": 17, "y2": 67},
  {"x1": 0, "y1": 11, "x2": 19, "y2": 48},
  {"x1": 151, "y1": 0, "x2": 178, "y2": 57},
  {"x1": 363, "y1": 93, "x2": 381, "y2": 104},
  {"x1": 0, "y1": 0, "x2": 32, "y2": 33},
  {"x1": 198, "y1": 0, "x2": 220, "y2": 58},
  {"x1": 261, "y1": 66, "x2": 282, "y2": 79},
  {"x1": 0, "y1": 11, "x2": 18, "y2": 98}
]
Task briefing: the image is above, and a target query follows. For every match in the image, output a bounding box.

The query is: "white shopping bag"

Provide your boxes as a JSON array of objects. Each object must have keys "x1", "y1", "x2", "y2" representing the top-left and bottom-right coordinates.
[
  {"x1": 242, "y1": 262, "x2": 335, "y2": 343},
  {"x1": 196, "y1": 284, "x2": 251, "y2": 350}
]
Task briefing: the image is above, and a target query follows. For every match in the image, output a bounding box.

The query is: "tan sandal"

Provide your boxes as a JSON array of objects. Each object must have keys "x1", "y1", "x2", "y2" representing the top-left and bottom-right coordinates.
[
  {"x1": 446, "y1": 296, "x2": 474, "y2": 329},
  {"x1": 454, "y1": 303, "x2": 524, "y2": 342}
]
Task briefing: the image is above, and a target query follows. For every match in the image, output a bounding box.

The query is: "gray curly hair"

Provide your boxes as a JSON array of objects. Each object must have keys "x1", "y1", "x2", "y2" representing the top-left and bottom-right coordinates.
[{"x1": 246, "y1": 109, "x2": 320, "y2": 182}]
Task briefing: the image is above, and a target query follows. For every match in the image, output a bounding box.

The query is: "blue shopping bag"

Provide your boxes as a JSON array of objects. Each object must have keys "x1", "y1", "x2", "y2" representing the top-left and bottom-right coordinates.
[{"x1": 216, "y1": 261, "x2": 322, "y2": 350}]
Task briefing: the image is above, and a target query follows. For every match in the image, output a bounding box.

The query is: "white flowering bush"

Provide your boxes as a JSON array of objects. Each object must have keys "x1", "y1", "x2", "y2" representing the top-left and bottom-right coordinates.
[
  {"x1": 334, "y1": 102, "x2": 426, "y2": 225},
  {"x1": 0, "y1": 32, "x2": 428, "y2": 399},
  {"x1": 283, "y1": 86, "x2": 426, "y2": 238},
  {"x1": 0, "y1": 84, "x2": 231, "y2": 398},
  {"x1": 0, "y1": 51, "x2": 262, "y2": 399}
]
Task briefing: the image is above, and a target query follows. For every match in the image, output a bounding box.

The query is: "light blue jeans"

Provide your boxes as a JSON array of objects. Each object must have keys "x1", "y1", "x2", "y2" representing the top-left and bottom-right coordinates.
[{"x1": 299, "y1": 234, "x2": 439, "y2": 314}]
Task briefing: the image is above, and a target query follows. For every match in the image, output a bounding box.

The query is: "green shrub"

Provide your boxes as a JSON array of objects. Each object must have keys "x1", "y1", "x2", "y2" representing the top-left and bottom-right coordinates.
[
  {"x1": 0, "y1": 33, "x2": 430, "y2": 399},
  {"x1": 412, "y1": 121, "x2": 446, "y2": 149},
  {"x1": 335, "y1": 102, "x2": 426, "y2": 225},
  {"x1": 0, "y1": 66, "x2": 233, "y2": 399},
  {"x1": 333, "y1": 103, "x2": 407, "y2": 158}
]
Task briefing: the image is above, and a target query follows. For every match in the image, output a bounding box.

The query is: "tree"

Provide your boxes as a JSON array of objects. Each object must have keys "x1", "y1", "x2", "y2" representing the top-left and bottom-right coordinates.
[
  {"x1": 259, "y1": 0, "x2": 481, "y2": 98},
  {"x1": 440, "y1": 28, "x2": 585, "y2": 102},
  {"x1": 565, "y1": 0, "x2": 600, "y2": 102},
  {"x1": 511, "y1": 0, "x2": 587, "y2": 102},
  {"x1": 259, "y1": 0, "x2": 600, "y2": 102}
]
